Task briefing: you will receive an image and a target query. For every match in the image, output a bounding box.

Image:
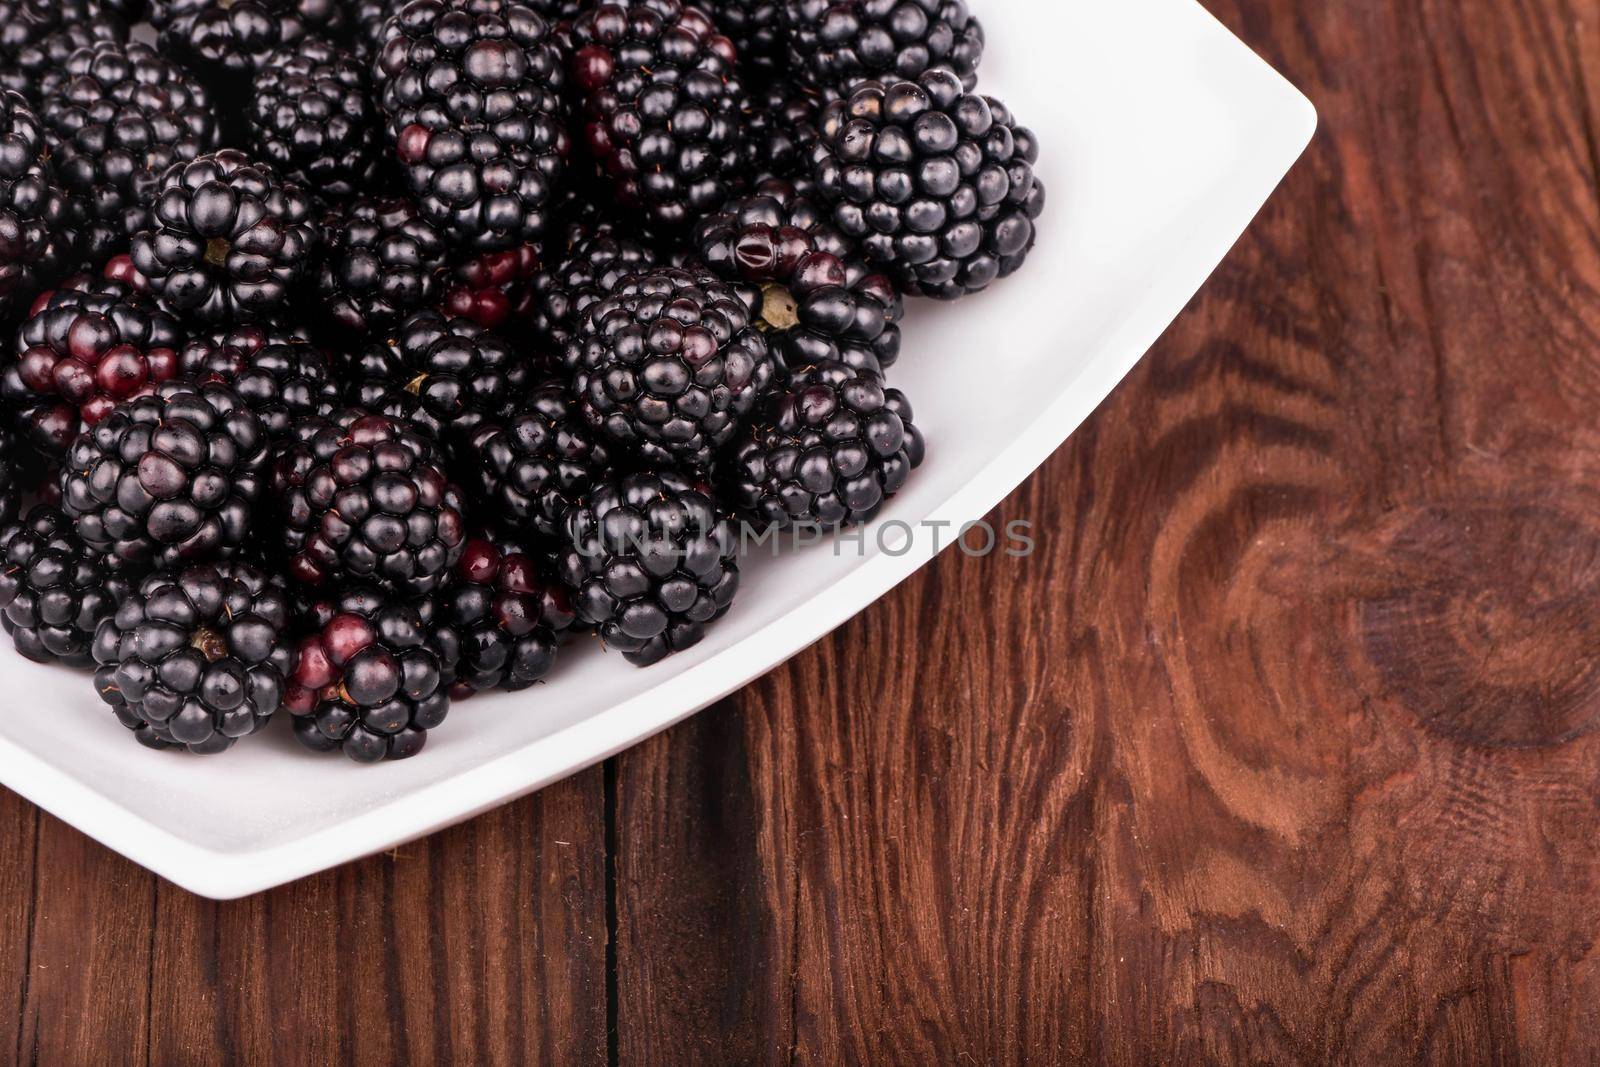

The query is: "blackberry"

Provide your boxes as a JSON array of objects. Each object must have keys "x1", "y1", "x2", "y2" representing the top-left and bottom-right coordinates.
[
  {"x1": 285, "y1": 585, "x2": 456, "y2": 762},
  {"x1": 0, "y1": 0, "x2": 127, "y2": 103},
  {"x1": 36, "y1": 42, "x2": 219, "y2": 264},
  {"x1": 568, "y1": 267, "x2": 777, "y2": 471},
  {"x1": 702, "y1": 0, "x2": 784, "y2": 79},
  {"x1": 693, "y1": 179, "x2": 903, "y2": 376},
  {"x1": 247, "y1": 39, "x2": 381, "y2": 203},
  {"x1": 0, "y1": 91, "x2": 72, "y2": 323},
  {"x1": 92, "y1": 561, "x2": 292, "y2": 754},
  {"x1": 528, "y1": 219, "x2": 655, "y2": 352},
  {"x1": 785, "y1": 0, "x2": 983, "y2": 98},
  {"x1": 373, "y1": 0, "x2": 570, "y2": 251},
  {"x1": 442, "y1": 243, "x2": 540, "y2": 329},
  {"x1": 131, "y1": 150, "x2": 322, "y2": 325},
  {"x1": 0, "y1": 504, "x2": 126, "y2": 665},
  {"x1": 152, "y1": 0, "x2": 307, "y2": 91},
  {"x1": 440, "y1": 535, "x2": 574, "y2": 695},
  {"x1": 724, "y1": 358, "x2": 922, "y2": 529},
  {"x1": 0, "y1": 425, "x2": 17, "y2": 528},
  {"x1": 179, "y1": 336, "x2": 341, "y2": 440},
  {"x1": 317, "y1": 198, "x2": 449, "y2": 337},
  {"x1": 5, "y1": 275, "x2": 184, "y2": 456},
  {"x1": 558, "y1": 471, "x2": 738, "y2": 666},
  {"x1": 740, "y1": 79, "x2": 821, "y2": 184},
  {"x1": 811, "y1": 70, "x2": 1046, "y2": 299},
  {"x1": 343, "y1": 310, "x2": 529, "y2": 439},
  {"x1": 60, "y1": 381, "x2": 270, "y2": 572},
  {"x1": 273, "y1": 411, "x2": 469, "y2": 595},
  {"x1": 568, "y1": 0, "x2": 750, "y2": 231},
  {"x1": 462, "y1": 382, "x2": 612, "y2": 540}
]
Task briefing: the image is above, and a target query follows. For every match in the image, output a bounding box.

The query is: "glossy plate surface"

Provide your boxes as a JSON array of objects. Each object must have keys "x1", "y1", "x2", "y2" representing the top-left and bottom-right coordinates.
[{"x1": 0, "y1": 0, "x2": 1315, "y2": 898}]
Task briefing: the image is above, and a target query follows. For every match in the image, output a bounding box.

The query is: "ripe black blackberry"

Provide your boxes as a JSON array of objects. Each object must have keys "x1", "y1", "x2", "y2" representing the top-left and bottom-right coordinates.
[
  {"x1": 568, "y1": 0, "x2": 751, "y2": 231},
  {"x1": 529, "y1": 220, "x2": 655, "y2": 352},
  {"x1": 152, "y1": 0, "x2": 306, "y2": 99},
  {"x1": 811, "y1": 70, "x2": 1045, "y2": 299},
  {"x1": 247, "y1": 39, "x2": 381, "y2": 204},
  {"x1": 5, "y1": 275, "x2": 184, "y2": 457},
  {"x1": 462, "y1": 383, "x2": 613, "y2": 540},
  {"x1": 36, "y1": 41, "x2": 219, "y2": 264},
  {"x1": 702, "y1": 0, "x2": 784, "y2": 79},
  {"x1": 0, "y1": 91, "x2": 72, "y2": 323},
  {"x1": 285, "y1": 585, "x2": 456, "y2": 762},
  {"x1": 131, "y1": 150, "x2": 322, "y2": 325},
  {"x1": 567, "y1": 266, "x2": 777, "y2": 472},
  {"x1": 740, "y1": 80, "x2": 821, "y2": 184},
  {"x1": 373, "y1": 0, "x2": 570, "y2": 251},
  {"x1": 0, "y1": 504, "x2": 127, "y2": 666},
  {"x1": 0, "y1": 0, "x2": 127, "y2": 102},
  {"x1": 724, "y1": 358, "x2": 922, "y2": 529},
  {"x1": 318, "y1": 198, "x2": 449, "y2": 337},
  {"x1": 273, "y1": 411, "x2": 469, "y2": 596},
  {"x1": 0, "y1": 425, "x2": 18, "y2": 528},
  {"x1": 558, "y1": 471, "x2": 739, "y2": 666},
  {"x1": 179, "y1": 335, "x2": 341, "y2": 441},
  {"x1": 343, "y1": 310, "x2": 530, "y2": 440},
  {"x1": 785, "y1": 0, "x2": 983, "y2": 98},
  {"x1": 92, "y1": 561, "x2": 293, "y2": 754},
  {"x1": 60, "y1": 381, "x2": 271, "y2": 572},
  {"x1": 692, "y1": 179, "x2": 904, "y2": 377},
  {"x1": 440, "y1": 535, "x2": 574, "y2": 695}
]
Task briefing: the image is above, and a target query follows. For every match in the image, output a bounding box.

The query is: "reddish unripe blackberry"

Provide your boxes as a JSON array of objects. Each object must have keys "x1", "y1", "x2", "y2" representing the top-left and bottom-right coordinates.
[
  {"x1": 4, "y1": 276, "x2": 184, "y2": 457},
  {"x1": 179, "y1": 336, "x2": 341, "y2": 441},
  {"x1": 0, "y1": 91, "x2": 73, "y2": 325},
  {"x1": 92, "y1": 560, "x2": 293, "y2": 754},
  {"x1": 318, "y1": 198, "x2": 450, "y2": 337},
  {"x1": 0, "y1": 504, "x2": 128, "y2": 666},
  {"x1": 558, "y1": 471, "x2": 739, "y2": 666},
  {"x1": 692, "y1": 179, "x2": 903, "y2": 377},
  {"x1": 724, "y1": 358, "x2": 923, "y2": 529},
  {"x1": 131, "y1": 151, "x2": 322, "y2": 326},
  {"x1": 248, "y1": 39, "x2": 381, "y2": 203},
  {"x1": 568, "y1": 0, "x2": 751, "y2": 231},
  {"x1": 373, "y1": 0, "x2": 570, "y2": 251},
  {"x1": 811, "y1": 70, "x2": 1045, "y2": 299},
  {"x1": 286, "y1": 585, "x2": 456, "y2": 762},
  {"x1": 274, "y1": 411, "x2": 469, "y2": 596},
  {"x1": 461, "y1": 382, "x2": 612, "y2": 540},
  {"x1": 567, "y1": 266, "x2": 777, "y2": 472},
  {"x1": 60, "y1": 382, "x2": 271, "y2": 573},
  {"x1": 442, "y1": 243, "x2": 540, "y2": 329},
  {"x1": 440, "y1": 536, "x2": 574, "y2": 695},
  {"x1": 785, "y1": 0, "x2": 983, "y2": 98}
]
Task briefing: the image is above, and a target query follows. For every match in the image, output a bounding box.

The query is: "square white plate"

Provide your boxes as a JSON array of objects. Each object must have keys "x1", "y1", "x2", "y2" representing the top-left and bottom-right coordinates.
[{"x1": 0, "y1": 0, "x2": 1315, "y2": 898}]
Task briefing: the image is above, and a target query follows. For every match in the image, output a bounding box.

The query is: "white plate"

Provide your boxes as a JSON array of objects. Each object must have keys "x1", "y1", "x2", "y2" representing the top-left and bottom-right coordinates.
[{"x1": 0, "y1": 0, "x2": 1315, "y2": 899}]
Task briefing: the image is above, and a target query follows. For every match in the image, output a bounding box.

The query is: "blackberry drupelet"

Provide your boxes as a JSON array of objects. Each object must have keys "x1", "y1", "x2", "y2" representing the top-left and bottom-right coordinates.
[
  {"x1": 343, "y1": 310, "x2": 529, "y2": 439},
  {"x1": 285, "y1": 585, "x2": 456, "y2": 762},
  {"x1": 529, "y1": 219, "x2": 655, "y2": 352},
  {"x1": 0, "y1": 0, "x2": 127, "y2": 102},
  {"x1": 440, "y1": 535, "x2": 574, "y2": 695},
  {"x1": 442, "y1": 243, "x2": 540, "y2": 329},
  {"x1": 568, "y1": 0, "x2": 751, "y2": 231},
  {"x1": 5, "y1": 275, "x2": 184, "y2": 456},
  {"x1": 92, "y1": 561, "x2": 292, "y2": 754},
  {"x1": 373, "y1": 0, "x2": 570, "y2": 251},
  {"x1": 462, "y1": 382, "x2": 612, "y2": 540},
  {"x1": 558, "y1": 471, "x2": 739, "y2": 666},
  {"x1": 131, "y1": 150, "x2": 322, "y2": 325},
  {"x1": 785, "y1": 0, "x2": 983, "y2": 98},
  {"x1": 0, "y1": 91, "x2": 72, "y2": 323},
  {"x1": 179, "y1": 336, "x2": 341, "y2": 441},
  {"x1": 248, "y1": 39, "x2": 381, "y2": 203},
  {"x1": 692, "y1": 179, "x2": 903, "y2": 377},
  {"x1": 0, "y1": 504, "x2": 127, "y2": 665},
  {"x1": 567, "y1": 266, "x2": 777, "y2": 472},
  {"x1": 60, "y1": 381, "x2": 271, "y2": 572},
  {"x1": 811, "y1": 69, "x2": 1045, "y2": 299},
  {"x1": 724, "y1": 358, "x2": 922, "y2": 529},
  {"x1": 36, "y1": 41, "x2": 219, "y2": 264},
  {"x1": 273, "y1": 411, "x2": 468, "y2": 595},
  {"x1": 318, "y1": 198, "x2": 449, "y2": 337}
]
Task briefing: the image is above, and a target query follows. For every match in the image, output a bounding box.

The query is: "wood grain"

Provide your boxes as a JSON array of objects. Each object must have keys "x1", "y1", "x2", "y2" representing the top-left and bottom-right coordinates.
[{"x1": 8, "y1": 0, "x2": 1600, "y2": 1062}]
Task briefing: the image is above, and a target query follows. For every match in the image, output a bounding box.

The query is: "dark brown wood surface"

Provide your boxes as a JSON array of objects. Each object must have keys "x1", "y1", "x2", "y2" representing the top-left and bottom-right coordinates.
[{"x1": 6, "y1": 0, "x2": 1600, "y2": 1062}]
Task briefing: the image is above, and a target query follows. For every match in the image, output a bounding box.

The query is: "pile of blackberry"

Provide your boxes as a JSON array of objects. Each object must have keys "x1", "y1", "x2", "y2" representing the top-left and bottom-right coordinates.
[{"x1": 0, "y1": 0, "x2": 1043, "y2": 764}]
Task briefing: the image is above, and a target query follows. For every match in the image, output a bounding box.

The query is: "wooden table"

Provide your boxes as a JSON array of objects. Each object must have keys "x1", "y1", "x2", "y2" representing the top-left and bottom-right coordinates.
[{"x1": 8, "y1": 1, "x2": 1600, "y2": 1062}]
